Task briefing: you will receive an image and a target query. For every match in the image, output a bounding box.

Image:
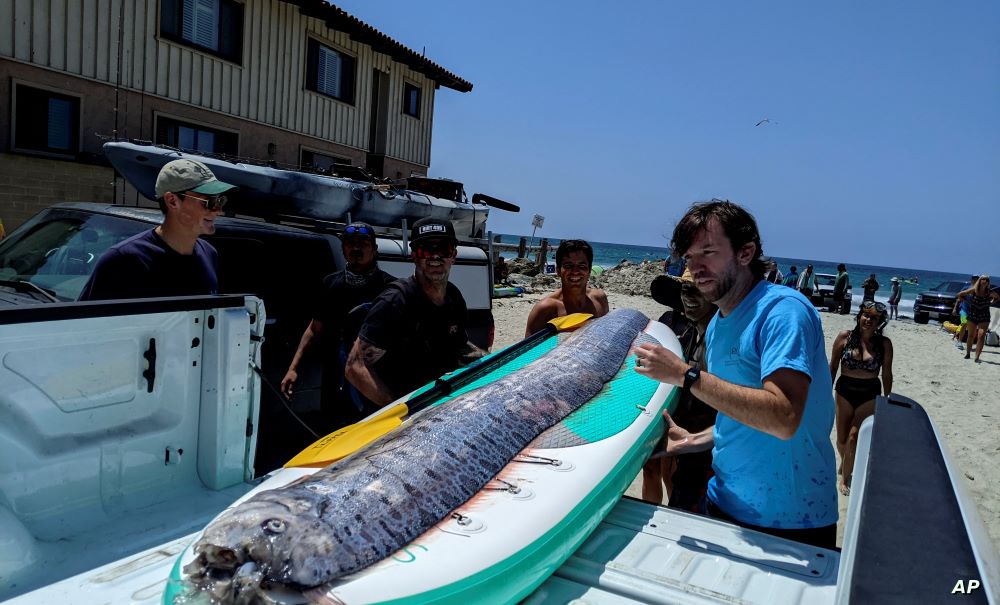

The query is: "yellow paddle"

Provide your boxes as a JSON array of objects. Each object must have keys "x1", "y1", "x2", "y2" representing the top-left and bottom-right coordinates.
[{"x1": 284, "y1": 312, "x2": 594, "y2": 468}]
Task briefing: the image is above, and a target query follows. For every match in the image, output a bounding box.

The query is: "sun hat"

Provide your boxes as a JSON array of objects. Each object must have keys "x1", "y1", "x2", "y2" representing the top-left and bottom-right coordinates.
[
  {"x1": 154, "y1": 159, "x2": 236, "y2": 199},
  {"x1": 651, "y1": 267, "x2": 695, "y2": 308},
  {"x1": 891, "y1": 277, "x2": 899, "y2": 282},
  {"x1": 410, "y1": 217, "x2": 458, "y2": 246}
]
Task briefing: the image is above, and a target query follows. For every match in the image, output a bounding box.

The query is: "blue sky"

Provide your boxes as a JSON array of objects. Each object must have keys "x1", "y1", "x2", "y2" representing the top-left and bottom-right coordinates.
[{"x1": 335, "y1": 1, "x2": 1000, "y2": 274}]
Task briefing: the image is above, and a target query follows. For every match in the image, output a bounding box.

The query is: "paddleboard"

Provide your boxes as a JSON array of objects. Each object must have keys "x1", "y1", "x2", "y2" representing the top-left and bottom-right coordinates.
[
  {"x1": 163, "y1": 317, "x2": 681, "y2": 605},
  {"x1": 492, "y1": 285, "x2": 524, "y2": 298},
  {"x1": 103, "y1": 142, "x2": 490, "y2": 239}
]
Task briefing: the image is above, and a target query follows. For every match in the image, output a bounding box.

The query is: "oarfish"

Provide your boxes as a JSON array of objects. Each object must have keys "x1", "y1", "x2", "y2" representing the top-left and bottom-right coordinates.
[{"x1": 182, "y1": 309, "x2": 650, "y2": 603}]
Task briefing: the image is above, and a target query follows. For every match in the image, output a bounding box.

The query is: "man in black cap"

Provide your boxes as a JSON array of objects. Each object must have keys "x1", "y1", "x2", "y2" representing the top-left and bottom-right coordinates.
[
  {"x1": 644, "y1": 268, "x2": 718, "y2": 510},
  {"x1": 79, "y1": 158, "x2": 236, "y2": 300},
  {"x1": 280, "y1": 222, "x2": 396, "y2": 429},
  {"x1": 346, "y1": 217, "x2": 486, "y2": 405}
]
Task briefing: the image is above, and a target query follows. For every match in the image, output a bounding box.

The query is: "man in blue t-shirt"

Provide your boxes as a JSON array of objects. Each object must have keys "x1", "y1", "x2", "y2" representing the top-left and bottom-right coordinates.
[
  {"x1": 79, "y1": 159, "x2": 235, "y2": 301},
  {"x1": 634, "y1": 199, "x2": 837, "y2": 549}
]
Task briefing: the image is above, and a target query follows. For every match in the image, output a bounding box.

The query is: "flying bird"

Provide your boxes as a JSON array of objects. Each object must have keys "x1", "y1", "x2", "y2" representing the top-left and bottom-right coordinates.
[{"x1": 755, "y1": 118, "x2": 778, "y2": 127}]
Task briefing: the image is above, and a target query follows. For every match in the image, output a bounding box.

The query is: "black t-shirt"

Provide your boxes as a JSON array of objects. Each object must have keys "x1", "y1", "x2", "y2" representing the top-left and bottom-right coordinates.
[
  {"x1": 358, "y1": 276, "x2": 471, "y2": 398},
  {"x1": 314, "y1": 268, "x2": 397, "y2": 353},
  {"x1": 78, "y1": 228, "x2": 218, "y2": 301}
]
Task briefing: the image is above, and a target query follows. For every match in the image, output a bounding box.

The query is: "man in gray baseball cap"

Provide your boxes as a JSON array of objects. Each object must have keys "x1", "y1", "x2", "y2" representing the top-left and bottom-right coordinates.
[{"x1": 79, "y1": 159, "x2": 236, "y2": 300}]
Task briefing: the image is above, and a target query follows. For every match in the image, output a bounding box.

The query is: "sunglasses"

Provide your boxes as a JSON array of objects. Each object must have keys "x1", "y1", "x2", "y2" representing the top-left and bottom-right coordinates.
[
  {"x1": 412, "y1": 240, "x2": 456, "y2": 258},
  {"x1": 184, "y1": 191, "x2": 227, "y2": 212},
  {"x1": 345, "y1": 225, "x2": 373, "y2": 237}
]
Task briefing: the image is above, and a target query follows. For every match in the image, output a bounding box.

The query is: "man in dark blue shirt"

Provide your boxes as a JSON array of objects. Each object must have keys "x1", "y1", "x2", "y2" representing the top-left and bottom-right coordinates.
[{"x1": 79, "y1": 159, "x2": 235, "y2": 300}]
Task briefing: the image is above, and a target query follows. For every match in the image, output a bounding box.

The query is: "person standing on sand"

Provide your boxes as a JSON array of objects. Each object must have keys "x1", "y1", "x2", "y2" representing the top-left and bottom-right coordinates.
[
  {"x1": 830, "y1": 301, "x2": 893, "y2": 496},
  {"x1": 797, "y1": 264, "x2": 817, "y2": 300},
  {"x1": 634, "y1": 199, "x2": 838, "y2": 549},
  {"x1": 524, "y1": 239, "x2": 609, "y2": 336},
  {"x1": 953, "y1": 275, "x2": 999, "y2": 364},
  {"x1": 643, "y1": 268, "x2": 718, "y2": 510},
  {"x1": 887, "y1": 277, "x2": 902, "y2": 320},
  {"x1": 834, "y1": 264, "x2": 851, "y2": 314},
  {"x1": 781, "y1": 265, "x2": 799, "y2": 287},
  {"x1": 862, "y1": 273, "x2": 879, "y2": 303},
  {"x1": 763, "y1": 259, "x2": 782, "y2": 284}
]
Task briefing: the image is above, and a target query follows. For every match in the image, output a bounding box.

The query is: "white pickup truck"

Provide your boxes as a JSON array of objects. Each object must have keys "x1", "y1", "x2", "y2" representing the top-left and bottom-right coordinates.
[{"x1": 1, "y1": 292, "x2": 996, "y2": 604}]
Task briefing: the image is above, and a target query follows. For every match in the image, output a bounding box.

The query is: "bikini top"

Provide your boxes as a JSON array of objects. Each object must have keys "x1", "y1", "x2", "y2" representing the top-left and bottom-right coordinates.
[{"x1": 841, "y1": 335, "x2": 882, "y2": 373}]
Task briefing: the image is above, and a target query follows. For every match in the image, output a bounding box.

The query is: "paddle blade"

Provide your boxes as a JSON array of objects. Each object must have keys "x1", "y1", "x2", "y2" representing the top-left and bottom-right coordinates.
[
  {"x1": 284, "y1": 405, "x2": 408, "y2": 468},
  {"x1": 471, "y1": 193, "x2": 520, "y2": 213},
  {"x1": 549, "y1": 312, "x2": 593, "y2": 332}
]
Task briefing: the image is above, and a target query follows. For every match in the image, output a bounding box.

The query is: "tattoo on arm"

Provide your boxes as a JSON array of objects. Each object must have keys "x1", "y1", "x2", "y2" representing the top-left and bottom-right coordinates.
[
  {"x1": 354, "y1": 340, "x2": 387, "y2": 365},
  {"x1": 345, "y1": 339, "x2": 393, "y2": 406}
]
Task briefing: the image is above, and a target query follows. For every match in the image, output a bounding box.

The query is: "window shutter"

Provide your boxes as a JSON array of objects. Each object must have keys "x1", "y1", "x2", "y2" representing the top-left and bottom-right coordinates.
[
  {"x1": 318, "y1": 46, "x2": 342, "y2": 98},
  {"x1": 47, "y1": 98, "x2": 72, "y2": 150},
  {"x1": 183, "y1": 0, "x2": 219, "y2": 50}
]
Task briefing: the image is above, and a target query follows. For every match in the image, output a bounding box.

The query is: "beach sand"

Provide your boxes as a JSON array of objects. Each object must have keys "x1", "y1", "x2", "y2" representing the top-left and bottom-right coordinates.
[{"x1": 491, "y1": 290, "x2": 1000, "y2": 550}]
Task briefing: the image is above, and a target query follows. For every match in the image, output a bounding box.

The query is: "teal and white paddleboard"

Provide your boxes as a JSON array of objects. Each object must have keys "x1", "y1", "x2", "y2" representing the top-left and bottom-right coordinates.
[{"x1": 164, "y1": 318, "x2": 681, "y2": 605}]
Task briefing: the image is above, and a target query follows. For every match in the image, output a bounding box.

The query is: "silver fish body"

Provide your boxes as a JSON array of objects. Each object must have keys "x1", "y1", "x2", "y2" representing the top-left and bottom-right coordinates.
[{"x1": 183, "y1": 309, "x2": 649, "y2": 602}]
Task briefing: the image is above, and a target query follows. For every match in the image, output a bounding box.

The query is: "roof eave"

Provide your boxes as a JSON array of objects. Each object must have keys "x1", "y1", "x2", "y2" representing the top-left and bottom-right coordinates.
[{"x1": 287, "y1": 0, "x2": 473, "y2": 93}]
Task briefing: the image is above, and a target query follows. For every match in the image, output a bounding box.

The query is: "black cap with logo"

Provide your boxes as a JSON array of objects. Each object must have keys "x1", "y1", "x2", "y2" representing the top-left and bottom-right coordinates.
[{"x1": 410, "y1": 217, "x2": 458, "y2": 246}]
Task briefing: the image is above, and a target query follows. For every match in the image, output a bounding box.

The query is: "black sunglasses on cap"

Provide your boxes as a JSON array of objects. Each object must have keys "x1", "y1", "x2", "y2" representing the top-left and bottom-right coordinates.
[{"x1": 344, "y1": 225, "x2": 374, "y2": 237}]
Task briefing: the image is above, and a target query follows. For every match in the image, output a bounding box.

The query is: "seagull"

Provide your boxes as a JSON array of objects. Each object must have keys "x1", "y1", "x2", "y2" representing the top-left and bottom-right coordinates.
[{"x1": 755, "y1": 118, "x2": 778, "y2": 127}]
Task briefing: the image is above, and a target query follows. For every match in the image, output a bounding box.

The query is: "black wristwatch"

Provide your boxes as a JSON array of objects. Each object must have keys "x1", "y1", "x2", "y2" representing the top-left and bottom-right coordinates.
[{"x1": 683, "y1": 366, "x2": 701, "y2": 392}]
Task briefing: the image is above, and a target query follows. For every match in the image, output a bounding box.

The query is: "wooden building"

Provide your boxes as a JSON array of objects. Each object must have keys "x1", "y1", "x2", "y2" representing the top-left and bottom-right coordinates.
[{"x1": 0, "y1": 0, "x2": 472, "y2": 229}]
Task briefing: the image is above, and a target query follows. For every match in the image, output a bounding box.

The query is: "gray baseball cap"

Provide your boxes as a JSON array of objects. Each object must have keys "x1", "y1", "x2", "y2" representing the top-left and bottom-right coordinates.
[{"x1": 154, "y1": 159, "x2": 236, "y2": 199}]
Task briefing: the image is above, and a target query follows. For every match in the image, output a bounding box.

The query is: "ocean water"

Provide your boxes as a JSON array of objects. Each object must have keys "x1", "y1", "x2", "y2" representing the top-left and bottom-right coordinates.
[{"x1": 497, "y1": 234, "x2": 976, "y2": 315}]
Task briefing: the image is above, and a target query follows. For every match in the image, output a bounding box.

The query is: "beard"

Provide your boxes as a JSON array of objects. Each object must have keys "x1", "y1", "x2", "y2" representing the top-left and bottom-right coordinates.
[{"x1": 700, "y1": 264, "x2": 737, "y2": 304}]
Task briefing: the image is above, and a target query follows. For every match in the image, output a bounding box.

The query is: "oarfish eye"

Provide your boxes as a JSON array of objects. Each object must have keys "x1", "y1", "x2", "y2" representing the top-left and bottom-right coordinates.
[{"x1": 263, "y1": 519, "x2": 287, "y2": 534}]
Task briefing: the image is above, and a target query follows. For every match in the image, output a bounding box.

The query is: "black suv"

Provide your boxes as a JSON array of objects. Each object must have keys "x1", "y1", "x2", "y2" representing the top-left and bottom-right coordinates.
[
  {"x1": 0, "y1": 202, "x2": 495, "y2": 473},
  {"x1": 912, "y1": 280, "x2": 968, "y2": 324}
]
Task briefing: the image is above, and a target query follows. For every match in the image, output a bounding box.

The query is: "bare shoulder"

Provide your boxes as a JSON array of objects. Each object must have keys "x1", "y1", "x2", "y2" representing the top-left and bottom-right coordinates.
[
  {"x1": 589, "y1": 288, "x2": 610, "y2": 315},
  {"x1": 531, "y1": 295, "x2": 564, "y2": 313}
]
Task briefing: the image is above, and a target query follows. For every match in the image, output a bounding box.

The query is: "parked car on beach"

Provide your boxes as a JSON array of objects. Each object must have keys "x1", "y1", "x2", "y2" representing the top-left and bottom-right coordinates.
[
  {"x1": 811, "y1": 272, "x2": 852, "y2": 312},
  {"x1": 912, "y1": 280, "x2": 968, "y2": 324}
]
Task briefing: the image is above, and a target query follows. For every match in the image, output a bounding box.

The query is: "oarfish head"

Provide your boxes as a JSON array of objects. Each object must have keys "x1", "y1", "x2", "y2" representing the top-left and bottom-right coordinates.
[{"x1": 183, "y1": 491, "x2": 340, "y2": 601}]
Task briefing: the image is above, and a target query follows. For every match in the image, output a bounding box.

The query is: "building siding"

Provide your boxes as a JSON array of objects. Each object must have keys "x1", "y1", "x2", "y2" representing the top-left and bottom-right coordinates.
[{"x1": 0, "y1": 0, "x2": 439, "y2": 166}]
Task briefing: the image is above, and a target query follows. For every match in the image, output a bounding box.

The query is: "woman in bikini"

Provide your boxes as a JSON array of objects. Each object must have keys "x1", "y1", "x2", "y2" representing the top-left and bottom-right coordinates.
[
  {"x1": 830, "y1": 301, "x2": 894, "y2": 495},
  {"x1": 954, "y1": 275, "x2": 999, "y2": 364}
]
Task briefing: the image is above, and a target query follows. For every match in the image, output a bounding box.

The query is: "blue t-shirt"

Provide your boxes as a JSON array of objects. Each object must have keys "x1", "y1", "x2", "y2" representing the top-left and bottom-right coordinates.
[
  {"x1": 78, "y1": 228, "x2": 219, "y2": 301},
  {"x1": 705, "y1": 280, "x2": 837, "y2": 529}
]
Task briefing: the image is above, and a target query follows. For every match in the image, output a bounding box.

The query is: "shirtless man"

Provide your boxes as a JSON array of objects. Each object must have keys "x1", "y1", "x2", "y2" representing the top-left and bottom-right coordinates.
[{"x1": 524, "y1": 239, "x2": 609, "y2": 336}]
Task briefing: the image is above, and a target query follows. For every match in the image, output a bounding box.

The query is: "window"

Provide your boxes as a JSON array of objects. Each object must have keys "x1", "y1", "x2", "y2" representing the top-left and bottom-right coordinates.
[
  {"x1": 155, "y1": 116, "x2": 239, "y2": 156},
  {"x1": 160, "y1": 0, "x2": 244, "y2": 63},
  {"x1": 402, "y1": 82, "x2": 421, "y2": 118},
  {"x1": 301, "y1": 150, "x2": 350, "y2": 173},
  {"x1": 13, "y1": 84, "x2": 81, "y2": 156},
  {"x1": 306, "y1": 39, "x2": 355, "y2": 104}
]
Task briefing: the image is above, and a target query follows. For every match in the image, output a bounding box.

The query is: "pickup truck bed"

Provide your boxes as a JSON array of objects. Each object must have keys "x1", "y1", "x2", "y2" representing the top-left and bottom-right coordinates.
[{"x1": 7, "y1": 496, "x2": 838, "y2": 605}]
